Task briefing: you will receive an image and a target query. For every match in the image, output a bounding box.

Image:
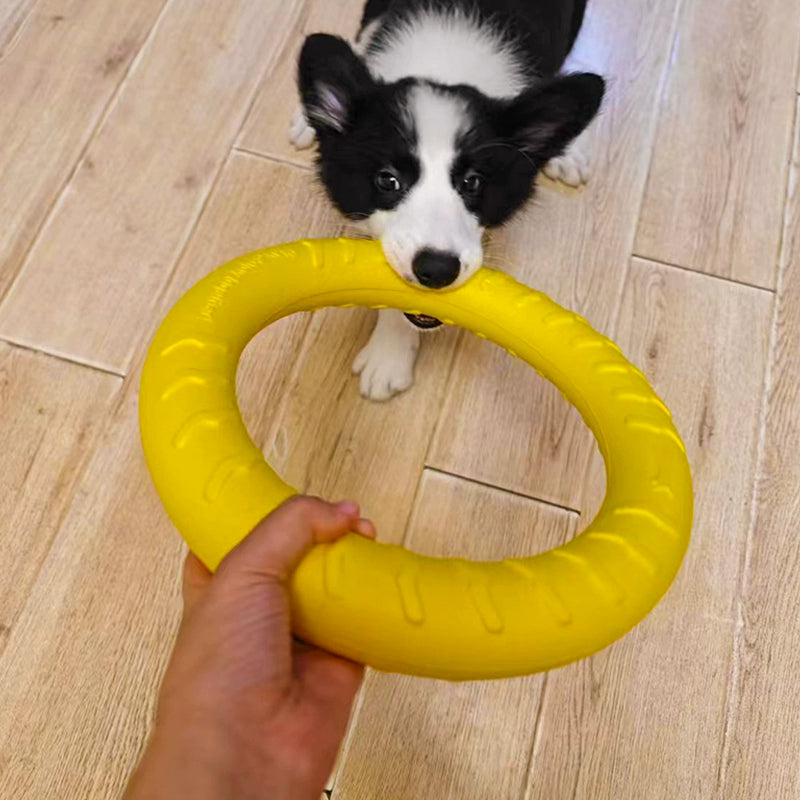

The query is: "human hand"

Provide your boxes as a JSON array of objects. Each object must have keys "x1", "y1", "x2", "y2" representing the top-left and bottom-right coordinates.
[{"x1": 124, "y1": 496, "x2": 375, "y2": 800}]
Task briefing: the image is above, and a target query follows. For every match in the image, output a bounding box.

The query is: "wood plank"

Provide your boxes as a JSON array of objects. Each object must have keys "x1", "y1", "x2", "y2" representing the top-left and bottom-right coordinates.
[
  {"x1": 335, "y1": 469, "x2": 578, "y2": 800},
  {"x1": 635, "y1": 0, "x2": 800, "y2": 287},
  {"x1": 0, "y1": 344, "x2": 120, "y2": 641},
  {"x1": 525, "y1": 260, "x2": 772, "y2": 799},
  {"x1": 164, "y1": 153, "x2": 342, "y2": 297},
  {"x1": 718, "y1": 98, "x2": 800, "y2": 800},
  {"x1": 238, "y1": 0, "x2": 362, "y2": 166},
  {"x1": 427, "y1": 0, "x2": 683, "y2": 508},
  {"x1": 6, "y1": 0, "x2": 164, "y2": 68},
  {"x1": 0, "y1": 0, "x2": 168, "y2": 299},
  {"x1": 0, "y1": 400, "x2": 185, "y2": 800},
  {"x1": 0, "y1": 0, "x2": 303, "y2": 373}
]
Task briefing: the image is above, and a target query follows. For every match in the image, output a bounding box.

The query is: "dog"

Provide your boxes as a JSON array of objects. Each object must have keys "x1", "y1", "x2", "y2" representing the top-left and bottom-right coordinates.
[{"x1": 291, "y1": 0, "x2": 605, "y2": 400}]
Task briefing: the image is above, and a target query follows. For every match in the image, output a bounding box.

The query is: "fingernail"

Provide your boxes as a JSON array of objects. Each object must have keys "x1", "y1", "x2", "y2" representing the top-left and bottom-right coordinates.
[{"x1": 336, "y1": 501, "x2": 359, "y2": 516}]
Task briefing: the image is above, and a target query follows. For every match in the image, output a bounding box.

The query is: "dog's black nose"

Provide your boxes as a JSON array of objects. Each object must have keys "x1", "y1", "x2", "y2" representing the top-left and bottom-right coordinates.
[{"x1": 412, "y1": 250, "x2": 460, "y2": 288}]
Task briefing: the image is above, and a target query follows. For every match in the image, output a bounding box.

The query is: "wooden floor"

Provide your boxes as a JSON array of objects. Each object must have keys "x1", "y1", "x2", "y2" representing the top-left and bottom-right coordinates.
[{"x1": 1, "y1": 0, "x2": 799, "y2": 797}]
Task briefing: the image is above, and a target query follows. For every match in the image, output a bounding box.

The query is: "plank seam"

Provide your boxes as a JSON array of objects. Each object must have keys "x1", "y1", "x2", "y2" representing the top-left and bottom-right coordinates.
[
  {"x1": 232, "y1": 145, "x2": 313, "y2": 172},
  {"x1": 0, "y1": 335, "x2": 125, "y2": 378},
  {"x1": 422, "y1": 466, "x2": 581, "y2": 517},
  {"x1": 229, "y1": 0, "x2": 308, "y2": 149},
  {"x1": 630, "y1": 254, "x2": 776, "y2": 294},
  {"x1": 233, "y1": 0, "x2": 312, "y2": 150},
  {"x1": 523, "y1": 673, "x2": 552, "y2": 800}
]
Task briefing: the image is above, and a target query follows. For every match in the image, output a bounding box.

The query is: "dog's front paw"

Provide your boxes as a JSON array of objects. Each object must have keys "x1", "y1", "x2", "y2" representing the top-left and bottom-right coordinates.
[
  {"x1": 543, "y1": 147, "x2": 591, "y2": 187},
  {"x1": 289, "y1": 108, "x2": 316, "y2": 149},
  {"x1": 352, "y1": 336, "x2": 417, "y2": 401}
]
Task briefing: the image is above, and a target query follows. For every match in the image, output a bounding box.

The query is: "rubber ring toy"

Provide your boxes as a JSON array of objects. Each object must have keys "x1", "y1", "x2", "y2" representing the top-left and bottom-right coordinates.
[{"x1": 139, "y1": 238, "x2": 693, "y2": 681}]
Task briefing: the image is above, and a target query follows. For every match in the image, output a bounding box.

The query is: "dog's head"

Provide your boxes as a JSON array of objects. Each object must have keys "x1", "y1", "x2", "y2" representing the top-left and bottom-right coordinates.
[{"x1": 299, "y1": 33, "x2": 604, "y2": 288}]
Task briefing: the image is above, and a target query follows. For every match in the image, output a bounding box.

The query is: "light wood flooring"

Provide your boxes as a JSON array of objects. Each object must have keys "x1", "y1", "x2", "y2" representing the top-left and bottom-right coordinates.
[{"x1": 1, "y1": 0, "x2": 800, "y2": 797}]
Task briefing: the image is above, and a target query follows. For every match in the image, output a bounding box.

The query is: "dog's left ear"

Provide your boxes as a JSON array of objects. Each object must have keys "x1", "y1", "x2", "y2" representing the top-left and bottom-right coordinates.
[
  {"x1": 502, "y1": 73, "x2": 605, "y2": 163},
  {"x1": 299, "y1": 33, "x2": 375, "y2": 134}
]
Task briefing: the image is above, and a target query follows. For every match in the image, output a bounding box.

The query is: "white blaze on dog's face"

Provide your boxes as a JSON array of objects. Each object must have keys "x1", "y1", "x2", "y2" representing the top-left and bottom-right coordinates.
[{"x1": 367, "y1": 85, "x2": 484, "y2": 288}]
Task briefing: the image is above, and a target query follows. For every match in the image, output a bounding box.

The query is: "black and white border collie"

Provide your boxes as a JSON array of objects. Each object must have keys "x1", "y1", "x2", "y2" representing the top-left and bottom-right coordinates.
[{"x1": 291, "y1": 0, "x2": 605, "y2": 400}]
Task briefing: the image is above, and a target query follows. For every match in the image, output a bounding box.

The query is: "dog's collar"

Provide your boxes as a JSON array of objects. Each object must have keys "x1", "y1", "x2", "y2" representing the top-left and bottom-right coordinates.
[{"x1": 404, "y1": 312, "x2": 443, "y2": 329}]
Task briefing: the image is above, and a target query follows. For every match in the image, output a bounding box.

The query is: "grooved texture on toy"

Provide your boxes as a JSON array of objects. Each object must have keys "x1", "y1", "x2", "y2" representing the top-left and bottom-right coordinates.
[{"x1": 139, "y1": 238, "x2": 693, "y2": 681}]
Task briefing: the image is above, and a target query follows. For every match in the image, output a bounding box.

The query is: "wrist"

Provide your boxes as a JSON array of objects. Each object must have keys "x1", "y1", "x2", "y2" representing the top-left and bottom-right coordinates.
[
  {"x1": 124, "y1": 720, "x2": 239, "y2": 800},
  {"x1": 125, "y1": 714, "x2": 321, "y2": 800}
]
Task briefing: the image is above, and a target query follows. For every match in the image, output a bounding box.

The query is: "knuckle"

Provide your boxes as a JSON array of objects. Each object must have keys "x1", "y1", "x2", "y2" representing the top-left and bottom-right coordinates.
[{"x1": 281, "y1": 494, "x2": 324, "y2": 515}]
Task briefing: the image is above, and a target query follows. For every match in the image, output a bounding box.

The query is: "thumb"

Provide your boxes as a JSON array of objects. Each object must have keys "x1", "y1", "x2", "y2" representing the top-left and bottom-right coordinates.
[
  {"x1": 216, "y1": 495, "x2": 362, "y2": 585},
  {"x1": 182, "y1": 552, "x2": 212, "y2": 616}
]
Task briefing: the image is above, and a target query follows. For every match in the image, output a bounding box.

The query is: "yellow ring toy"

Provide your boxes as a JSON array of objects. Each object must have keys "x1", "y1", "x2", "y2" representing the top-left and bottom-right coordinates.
[{"x1": 139, "y1": 238, "x2": 692, "y2": 681}]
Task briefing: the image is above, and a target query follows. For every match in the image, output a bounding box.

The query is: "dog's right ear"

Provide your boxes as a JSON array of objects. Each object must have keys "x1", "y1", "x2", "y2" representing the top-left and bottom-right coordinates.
[
  {"x1": 299, "y1": 34, "x2": 374, "y2": 134},
  {"x1": 501, "y1": 73, "x2": 605, "y2": 164}
]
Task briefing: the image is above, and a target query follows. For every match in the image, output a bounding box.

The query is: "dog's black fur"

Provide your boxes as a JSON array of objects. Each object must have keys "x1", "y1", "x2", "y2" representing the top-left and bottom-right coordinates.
[
  {"x1": 299, "y1": 0, "x2": 603, "y2": 229},
  {"x1": 293, "y1": 0, "x2": 604, "y2": 399}
]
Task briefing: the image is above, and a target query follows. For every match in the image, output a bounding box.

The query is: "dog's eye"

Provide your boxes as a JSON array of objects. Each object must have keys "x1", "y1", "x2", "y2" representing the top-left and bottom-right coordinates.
[
  {"x1": 375, "y1": 169, "x2": 402, "y2": 193},
  {"x1": 460, "y1": 171, "x2": 483, "y2": 197}
]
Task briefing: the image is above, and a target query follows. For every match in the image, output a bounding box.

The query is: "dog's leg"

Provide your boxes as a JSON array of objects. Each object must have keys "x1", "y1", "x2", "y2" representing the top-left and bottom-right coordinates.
[
  {"x1": 543, "y1": 143, "x2": 591, "y2": 187},
  {"x1": 352, "y1": 309, "x2": 420, "y2": 401},
  {"x1": 289, "y1": 107, "x2": 316, "y2": 149}
]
